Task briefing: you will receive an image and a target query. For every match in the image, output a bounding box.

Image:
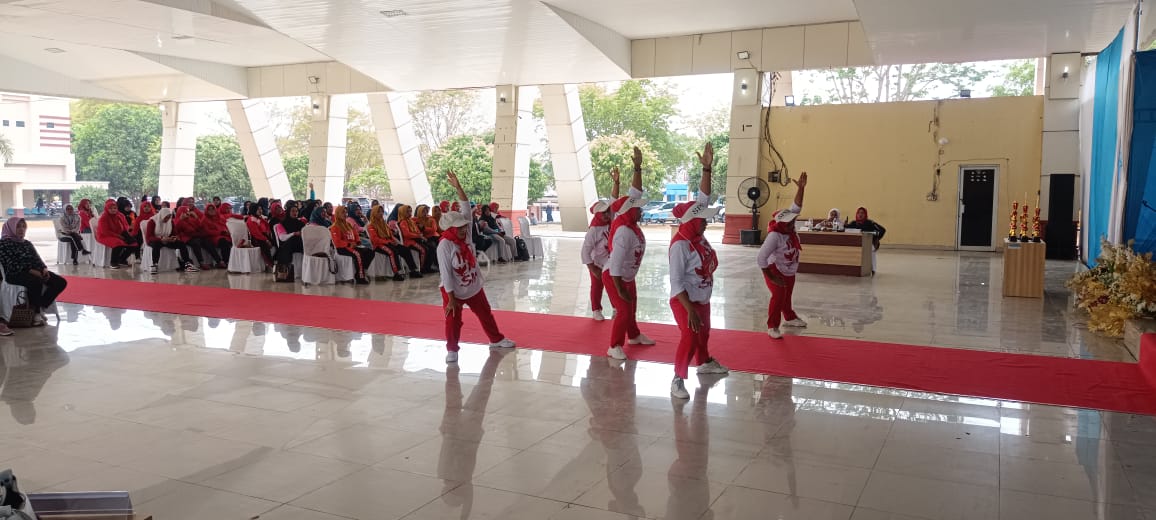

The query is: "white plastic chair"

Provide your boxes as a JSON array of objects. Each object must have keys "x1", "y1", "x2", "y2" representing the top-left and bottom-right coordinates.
[
  {"x1": 301, "y1": 225, "x2": 337, "y2": 285},
  {"x1": 139, "y1": 220, "x2": 180, "y2": 271},
  {"x1": 88, "y1": 216, "x2": 113, "y2": 268},
  {"x1": 366, "y1": 252, "x2": 396, "y2": 279},
  {"x1": 52, "y1": 219, "x2": 72, "y2": 265},
  {"x1": 0, "y1": 263, "x2": 59, "y2": 324},
  {"x1": 226, "y1": 219, "x2": 264, "y2": 274},
  {"x1": 517, "y1": 216, "x2": 544, "y2": 258}
]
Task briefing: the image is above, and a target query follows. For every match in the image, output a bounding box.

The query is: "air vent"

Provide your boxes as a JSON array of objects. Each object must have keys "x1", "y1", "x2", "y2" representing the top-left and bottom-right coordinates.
[
  {"x1": 380, "y1": 9, "x2": 407, "y2": 17},
  {"x1": 44, "y1": 48, "x2": 65, "y2": 53}
]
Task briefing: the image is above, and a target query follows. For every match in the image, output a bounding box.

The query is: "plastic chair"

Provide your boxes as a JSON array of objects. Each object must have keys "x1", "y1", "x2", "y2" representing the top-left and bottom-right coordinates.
[
  {"x1": 139, "y1": 220, "x2": 180, "y2": 271},
  {"x1": 226, "y1": 220, "x2": 264, "y2": 274},
  {"x1": 0, "y1": 263, "x2": 59, "y2": 324},
  {"x1": 301, "y1": 225, "x2": 337, "y2": 285},
  {"x1": 517, "y1": 216, "x2": 544, "y2": 258},
  {"x1": 52, "y1": 219, "x2": 72, "y2": 265},
  {"x1": 88, "y1": 216, "x2": 113, "y2": 268},
  {"x1": 366, "y1": 252, "x2": 396, "y2": 279}
]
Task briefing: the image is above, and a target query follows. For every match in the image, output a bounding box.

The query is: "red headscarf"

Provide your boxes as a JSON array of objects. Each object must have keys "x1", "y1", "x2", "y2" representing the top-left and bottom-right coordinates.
[
  {"x1": 768, "y1": 210, "x2": 802, "y2": 251},
  {"x1": 439, "y1": 201, "x2": 451, "y2": 213},
  {"x1": 855, "y1": 206, "x2": 869, "y2": 224},
  {"x1": 589, "y1": 202, "x2": 612, "y2": 227},
  {"x1": 607, "y1": 196, "x2": 642, "y2": 253},
  {"x1": 488, "y1": 202, "x2": 501, "y2": 217},
  {"x1": 440, "y1": 223, "x2": 476, "y2": 267}
]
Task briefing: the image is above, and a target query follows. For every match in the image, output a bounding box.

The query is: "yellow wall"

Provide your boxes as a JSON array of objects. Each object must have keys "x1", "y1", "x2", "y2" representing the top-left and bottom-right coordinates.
[{"x1": 758, "y1": 96, "x2": 1044, "y2": 249}]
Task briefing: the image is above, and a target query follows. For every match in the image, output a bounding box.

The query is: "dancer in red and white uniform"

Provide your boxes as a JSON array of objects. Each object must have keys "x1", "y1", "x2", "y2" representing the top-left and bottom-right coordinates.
[
  {"x1": 757, "y1": 171, "x2": 808, "y2": 339},
  {"x1": 438, "y1": 170, "x2": 516, "y2": 364},
  {"x1": 668, "y1": 142, "x2": 729, "y2": 399},
  {"x1": 580, "y1": 167, "x2": 620, "y2": 321},
  {"x1": 605, "y1": 148, "x2": 656, "y2": 360}
]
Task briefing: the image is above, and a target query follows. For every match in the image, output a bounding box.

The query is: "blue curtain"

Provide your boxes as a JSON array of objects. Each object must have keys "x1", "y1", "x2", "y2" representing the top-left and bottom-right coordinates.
[
  {"x1": 1125, "y1": 50, "x2": 1156, "y2": 255},
  {"x1": 1087, "y1": 29, "x2": 1124, "y2": 266}
]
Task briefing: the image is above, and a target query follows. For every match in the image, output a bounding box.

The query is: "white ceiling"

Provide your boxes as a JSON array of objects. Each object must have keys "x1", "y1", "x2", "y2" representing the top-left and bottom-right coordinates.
[{"x1": 0, "y1": 0, "x2": 1142, "y2": 103}]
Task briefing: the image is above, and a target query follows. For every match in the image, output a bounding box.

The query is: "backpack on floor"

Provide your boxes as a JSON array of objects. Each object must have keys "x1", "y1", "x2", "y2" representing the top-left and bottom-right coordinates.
[{"x1": 514, "y1": 236, "x2": 530, "y2": 261}]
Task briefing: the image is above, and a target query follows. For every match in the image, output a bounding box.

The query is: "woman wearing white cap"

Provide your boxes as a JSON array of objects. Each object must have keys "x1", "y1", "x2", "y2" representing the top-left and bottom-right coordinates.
[
  {"x1": 668, "y1": 143, "x2": 729, "y2": 399},
  {"x1": 605, "y1": 147, "x2": 657, "y2": 361},
  {"x1": 757, "y1": 171, "x2": 809, "y2": 339},
  {"x1": 438, "y1": 171, "x2": 517, "y2": 364},
  {"x1": 580, "y1": 168, "x2": 621, "y2": 321}
]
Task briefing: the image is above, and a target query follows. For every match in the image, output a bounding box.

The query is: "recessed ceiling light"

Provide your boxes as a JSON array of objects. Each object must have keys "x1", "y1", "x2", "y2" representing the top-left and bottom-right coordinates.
[
  {"x1": 172, "y1": 35, "x2": 194, "y2": 40},
  {"x1": 380, "y1": 9, "x2": 407, "y2": 17},
  {"x1": 44, "y1": 47, "x2": 65, "y2": 53}
]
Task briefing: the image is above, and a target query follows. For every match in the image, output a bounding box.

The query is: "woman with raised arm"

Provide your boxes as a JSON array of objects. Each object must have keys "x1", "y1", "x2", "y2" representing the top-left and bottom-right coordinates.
[
  {"x1": 667, "y1": 142, "x2": 729, "y2": 399},
  {"x1": 758, "y1": 171, "x2": 809, "y2": 339},
  {"x1": 438, "y1": 170, "x2": 516, "y2": 365},
  {"x1": 580, "y1": 167, "x2": 621, "y2": 321},
  {"x1": 605, "y1": 147, "x2": 657, "y2": 361}
]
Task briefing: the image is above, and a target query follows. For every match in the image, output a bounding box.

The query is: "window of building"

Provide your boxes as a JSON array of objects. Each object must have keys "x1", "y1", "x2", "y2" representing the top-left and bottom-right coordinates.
[
  {"x1": 46, "y1": 122, "x2": 55, "y2": 129},
  {"x1": 1, "y1": 120, "x2": 8, "y2": 127},
  {"x1": 15, "y1": 121, "x2": 25, "y2": 128}
]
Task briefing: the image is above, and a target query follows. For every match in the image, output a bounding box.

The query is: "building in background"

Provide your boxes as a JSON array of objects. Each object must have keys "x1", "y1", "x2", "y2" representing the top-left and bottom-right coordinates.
[{"x1": 0, "y1": 92, "x2": 106, "y2": 216}]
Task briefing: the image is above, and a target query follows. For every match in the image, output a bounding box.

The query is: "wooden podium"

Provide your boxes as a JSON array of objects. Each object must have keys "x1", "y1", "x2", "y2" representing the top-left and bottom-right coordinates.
[{"x1": 1002, "y1": 239, "x2": 1045, "y2": 298}]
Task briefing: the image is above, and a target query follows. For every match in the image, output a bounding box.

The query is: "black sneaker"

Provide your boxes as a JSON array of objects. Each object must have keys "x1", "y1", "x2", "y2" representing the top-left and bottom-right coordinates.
[
  {"x1": 392, "y1": 274, "x2": 406, "y2": 281},
  {"x1": 109, "y1": 264, "x2": 121, "y2": 270}
]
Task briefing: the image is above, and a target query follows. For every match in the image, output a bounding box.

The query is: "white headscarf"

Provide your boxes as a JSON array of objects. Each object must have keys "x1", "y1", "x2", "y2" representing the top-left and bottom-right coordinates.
[
  {"x1": 153, "y1": 207, "x2": 173, "y2": 238},
  {"x1": 828, "y1": 208, "x2": 841, "y2": 221}
]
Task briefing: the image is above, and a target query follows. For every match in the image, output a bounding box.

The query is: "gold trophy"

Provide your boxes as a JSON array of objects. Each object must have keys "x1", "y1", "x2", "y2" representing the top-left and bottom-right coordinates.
[
  {"x1": 1020, "y1": 204, "x2": 1030, "y2": 242},
  {"x1": 1009, "y1": 201, "x2": 1019, "y2": 242},
  {"x1": 1032, "y1": 196, "x2": 1042, "y2": 242}
]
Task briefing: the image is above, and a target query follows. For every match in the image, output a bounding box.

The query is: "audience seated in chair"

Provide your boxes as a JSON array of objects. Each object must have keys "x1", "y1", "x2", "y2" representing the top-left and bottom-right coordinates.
[{"x1": 0, "y1": 218, "x2": 66, "y2": 331}]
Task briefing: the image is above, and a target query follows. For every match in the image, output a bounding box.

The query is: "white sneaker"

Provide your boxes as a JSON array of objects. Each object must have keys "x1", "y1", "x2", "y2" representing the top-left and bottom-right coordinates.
[
  {"x1": 592, "y1": 310, "x2": 606, "y2": 322},
  {"x1": 768, "y1": 328, "x2": 783, "y2": 339},
  {"x1": 783, "y1": 318, "x2": 808, "y2": 328},
  {"x1": 184, "y1": 263, "x2": 200, "y2": 273},
  {"x1": 149, "y1": 265, "x2": 158, "y2": 274},
  {"x1": 490, "y1": 338, "x2": 516, "y2": 349},
  {"x1": 696, "y1": 359, "x2": 730, "y2": 375},
  {"x1": 670, "y1": 377, "x2": 690, "y2": 399},
  {"x1": 607, "y1": 346, "x2": 627, "y2": 360},
  {"x1": 445, "y1": 351, "x2": 459, "y2": 364},
  {"x1": 628, "y1": 333, "x2": 656, "y2": 345}
]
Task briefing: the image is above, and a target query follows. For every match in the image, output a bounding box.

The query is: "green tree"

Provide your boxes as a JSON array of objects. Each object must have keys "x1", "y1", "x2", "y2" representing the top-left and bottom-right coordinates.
[
  {"x1": 528, "y1": 156, "x2": 552, "y2": 202},
  {"x1": 72, "y1": 103, "x2": 162, "y2": 197},
  {"x1": 588, "y1": 131, "x2": 662, "y2": 197},
  {"x1": 72, "y1": 185, "x2": 109, "y2": 206},
  {"x1": 409, "y1": 90, "x2": 482, "y2": 160},
  {"x1": 426, "y1": 134, "x2": 493, "y2": 202},
  {"x1": 990, "y1": 60, "x2": 1037, "y2": 97},
  {"x1": 193, "y1": 134, "x2": 254, "y2": 199},
  {"x1": 686, "y1": 133, "x2": 729, "y2": 199},
  {"x1": 0, "y1": 133, "x2": 12, "y2": 165},
  {"x1": 816, "y1": 63, "x2": 990, "y2": 103},
  {"x1": 345, "y1": 106, "x2": 384, "y2": 179},
  {"x1": 347, "y1": 167, "x2": 390, "y2": 200},
  {"x1": 283, "y1": 154, "x2": 309, "y2": 199}
]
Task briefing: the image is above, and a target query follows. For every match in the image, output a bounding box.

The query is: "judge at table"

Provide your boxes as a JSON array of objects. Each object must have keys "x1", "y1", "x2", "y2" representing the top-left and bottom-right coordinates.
[{"x1": 845, "y1": 207, "x2": 885, "y2": 274}]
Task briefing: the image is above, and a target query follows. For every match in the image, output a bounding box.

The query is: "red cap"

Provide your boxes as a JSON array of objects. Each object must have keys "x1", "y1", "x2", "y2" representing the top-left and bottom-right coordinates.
[{"x1": 672, "y1": 200, "x2": 719, "y2": 222}]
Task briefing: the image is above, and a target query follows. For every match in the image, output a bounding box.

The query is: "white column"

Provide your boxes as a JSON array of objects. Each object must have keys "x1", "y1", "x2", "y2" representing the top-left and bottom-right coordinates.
[
  {"x1": 723, "y1": 69, "x2": 764, "y2": 244},
  {"x1": 307, "y1": 95, "x2": 348, "y2": 203},
  {"x1": 1041, "y1": 53, "x2": 1082, "y2": 222},
  {"x1": 490, "y1": 85, "x2": 533, "y2": 214},
  {"x1": 540, "y1": 84, "x2": 598, "y2": 232},
  {"x1": 226, "y1": 99, "x2": 293, "y2": 200},
  {"x1": 158, "y1": 101, "x2": 196, "y2": 200},
  {"x1": 7, "y1": 183, "x2": 23, "y2": 216},
  {"x1": 367, "y1": 92, "x2": 432, "y2": 205}
]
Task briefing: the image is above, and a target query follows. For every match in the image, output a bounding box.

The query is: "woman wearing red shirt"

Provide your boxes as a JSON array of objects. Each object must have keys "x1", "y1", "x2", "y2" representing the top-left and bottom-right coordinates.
[
  {"x1": 77, "y1": 199, "x2": 95, "y2": 233},
  {"x1": 368, "y1": 205, "x2": 419, "y2": 280},
  {"x1": 331, "y1": 206, "x2": 373, "y2": 284},
  {"x1": 398, "y1": 204, "x2": 437, "y2": 274},
  {"x1": 96, "y1": 199, "x2": 137, "y2": 268},
  {"x1": 245, "y1": 205, "x2": 274, "y2": 269},
  {"x1": 201, "y1": 204, "x2": 232, "y2": 267},
  {"x1": 174, "y1": 206, "x2": 212, "y2": 269}
]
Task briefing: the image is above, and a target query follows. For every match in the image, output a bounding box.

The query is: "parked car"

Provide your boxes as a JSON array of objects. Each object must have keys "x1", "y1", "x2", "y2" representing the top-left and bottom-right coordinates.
[{"x1": 643, "y1": 202, "x2": 678, "y2": 224}]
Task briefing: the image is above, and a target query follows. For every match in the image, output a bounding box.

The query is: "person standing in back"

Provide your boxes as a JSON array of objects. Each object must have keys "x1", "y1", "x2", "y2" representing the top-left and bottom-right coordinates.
[
  {"x1": 581, "y1": 167, "x2": 620, "y2": 321},
  {"x1": 605, "y1": 147, "x2": 657, "y2": 361},
  {"x1": 758, "y1": 171, "x2": 809, "y2": 340},
  {"x1": 438, "y1": 170, "x2": 516, "y2": 365}
]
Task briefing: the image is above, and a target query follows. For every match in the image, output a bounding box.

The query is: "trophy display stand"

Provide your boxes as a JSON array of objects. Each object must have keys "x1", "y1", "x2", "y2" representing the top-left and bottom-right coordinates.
[{"x1": 1003, "y1": 199, "x2": 1045, "y2": 298}]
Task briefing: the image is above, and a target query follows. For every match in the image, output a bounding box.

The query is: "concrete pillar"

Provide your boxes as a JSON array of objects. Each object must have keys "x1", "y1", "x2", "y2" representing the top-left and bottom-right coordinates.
[
  {"x1": 227, "y1": 99, "x2": 294, "y2": 200},
  {"x1": 158, "y1": 101, "x2": 196, "y2": 200},
  {"x1": 769, "y1": 71, "x2": 794, "y2": 107},
  {"x1": 7, "y1": 183, "x2": 23, "y2": 217},
  {"x1": 723, "y1": 69, "x2": 765, "y2": 244},
  {"x1": 540, "y1": 84, "x2": 598, "y2": 232},
  {"x1": 490, "y1": 85, "x2": 534, "y2": 224},
  {"x1": 307, "y1": 95, "x2": 348, "y2": 203},
  {"x1": 367, "y1": 93, "x2": 433, "y2": 205},
  {"x1": 1040, "y1": 53, "x2": 1082, "y2": 226}
]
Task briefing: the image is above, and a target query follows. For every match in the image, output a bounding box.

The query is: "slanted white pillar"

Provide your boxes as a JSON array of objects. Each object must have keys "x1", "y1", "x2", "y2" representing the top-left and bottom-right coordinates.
[
  {"x1": 307, "y1": 95, "x2": 348, "y2": 203},
  {"x1": 226, "y1": 99, "x2": 293, "y2": 200},
  {"x1": 490, "y1": 85, "x2": 533, "y2": 215},
  {"x1": 158, "y1": 101, "x2": 196, "y2": 200},
  {"x1": 540, "y1": 84, "x2": 598, "y2": 232},
  {"x1": 367, "y1": 92, "x2": 432, "y2": 205}
]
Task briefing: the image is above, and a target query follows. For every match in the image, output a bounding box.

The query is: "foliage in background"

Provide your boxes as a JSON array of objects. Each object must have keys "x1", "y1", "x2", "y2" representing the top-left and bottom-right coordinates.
[
  {"x1": 805, "y1": 63, "x2": 991, "y2": 104},
  {"x1": 989, "y1": 60, "x2": 1037, "y2": 97},
  {"x1": 409, "y1": 90, "x2": 482, "y2": 161},
  {"x1": 345, "y1": 107, "x2": 386, "y2": 196},
  {"x1": 347, "y1": 167, "x2": 390, "y2": 200},
  {"x1": 193, "y1": 134, "x2": 254, "y2": 199},
  {"x1": 72, "y1": 185, "x2": 110, "y2": 206},
  {"x1": 283, "y1": 155, "x2": 310, "y2": 200},
  {"x1": 72, "y1": 102, "x2": 162, "y2": 197},
  {"x1": 1066, "y1": 242, "x2": 1156, "y2": 337},
  {"x1": 0, "y1": 133, "x2": 12, "y2": 165},
  {"x1": 269, "y1": 102, "x2": 386, "y2": 199},
  {"x1": 527, "y1": 156, "x2": 551, "y2": 202},
  {"x1": 686, "y1": 133, "x2": 729, "y2": 199},
  {"x1": 426, "y1": 134, "x2": 493, "y2": 202},
  {"x1": 588, "y1": 131, "x2": 662, "y2": 198}
]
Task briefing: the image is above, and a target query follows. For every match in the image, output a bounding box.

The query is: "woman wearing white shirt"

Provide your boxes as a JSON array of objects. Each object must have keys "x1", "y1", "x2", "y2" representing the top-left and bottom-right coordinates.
[
  {"x1": 668, "y1": 143, "x2": 729, "y2": 399},
  {"x1": 605, "y1": 147, "x2": 657, "y2": 361},
  {"x1": 438, "y1": 171, "x2": 517, "y2": 364},
  {"x1": 757, "y1": 172, "x2": 809, "y2": 339},
  {"x1": 580, "y1": 168, "x2": 620, "y2": 321}
]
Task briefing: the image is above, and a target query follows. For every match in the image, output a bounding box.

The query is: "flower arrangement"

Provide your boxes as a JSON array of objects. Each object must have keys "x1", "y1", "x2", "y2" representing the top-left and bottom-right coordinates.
[{"x1": 1066, "y1": 241, "x2": 1156, "y2": 337}]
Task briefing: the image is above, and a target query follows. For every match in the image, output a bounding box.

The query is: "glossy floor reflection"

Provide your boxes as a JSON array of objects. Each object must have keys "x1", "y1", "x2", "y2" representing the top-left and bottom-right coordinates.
[
  {"x1": 1, "y1": 305, "x2": 1154, "y2": 520},
  {"x1": 43, "y1": 235, "x2": 1131, "y2": 362}
]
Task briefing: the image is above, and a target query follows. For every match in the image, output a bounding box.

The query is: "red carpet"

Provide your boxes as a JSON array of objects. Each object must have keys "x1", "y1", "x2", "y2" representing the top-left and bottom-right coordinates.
[{"x1": 58, "y1": 277, "x2": 1156, "y2": 416}]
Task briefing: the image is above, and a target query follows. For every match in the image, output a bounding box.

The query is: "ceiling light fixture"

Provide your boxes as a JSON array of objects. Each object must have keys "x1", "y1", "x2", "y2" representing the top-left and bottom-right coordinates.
[
  {"x1": 736, "y1": 50, "x2": 750, "y2": 60},
  {"x1": 308, "y1": 76, "x2": 320, "y2": 85},
  {"x1": 380, "y1": 9, "x2": 407, "y2": 17},
  {"x1": 172, "y1": 35, "x2": 194, "y2": 40},
  {"x1": 784, "y1": 95, "x2": 796, "y2": 106},
  {"x1": 44, "y1": 47, "x2": 65, "y2": 53}
]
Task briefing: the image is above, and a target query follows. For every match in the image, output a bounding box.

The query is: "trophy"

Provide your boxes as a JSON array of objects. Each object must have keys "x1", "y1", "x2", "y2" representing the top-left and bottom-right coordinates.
[
  {"x1": 1020, "y1": 204, "x2": 1030, "y2": 242},
  {"x1": 1008, "y1": 201, "x2": 1019, "y2": 242},
  {"x1": 1032, "y1": 196, "x2": 1042, "y2": 242}
]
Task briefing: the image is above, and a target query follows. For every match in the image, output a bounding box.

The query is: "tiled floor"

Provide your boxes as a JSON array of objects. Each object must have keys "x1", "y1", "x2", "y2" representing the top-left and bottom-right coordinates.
[{"x1": 0, "y1": 231, "x2": 1148, "y2": 519}]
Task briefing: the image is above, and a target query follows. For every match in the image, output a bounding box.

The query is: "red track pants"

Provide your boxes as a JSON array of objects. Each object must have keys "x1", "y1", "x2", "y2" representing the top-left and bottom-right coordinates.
[
  {"x1": 589, "y1": 267, "x2": 605, "y2": 312},
  {"x1": 670, "y1": 299, "x2": 711, "y2": 379},
  {"x1": 764, "y1": 269, "x2": 799, "y2": 329},
  {"x1": 602, "y1": 270, "x2": 640, "y2": 347},
  {"x1": 441, "y1": 288, "x2": 504, "y2": 352}
]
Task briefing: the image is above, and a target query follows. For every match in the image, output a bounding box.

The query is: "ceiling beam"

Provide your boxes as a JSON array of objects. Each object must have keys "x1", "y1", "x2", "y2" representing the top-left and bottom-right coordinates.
[
  {"x1": 0, "y1": 54, "x2": 140, "y2": 102},
  {"x1": 543, "y1": 3, "x2": 631, "y2": 76},
  {"x1": 132, "y1": 51, "x2": 249, "y2": 99}
]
